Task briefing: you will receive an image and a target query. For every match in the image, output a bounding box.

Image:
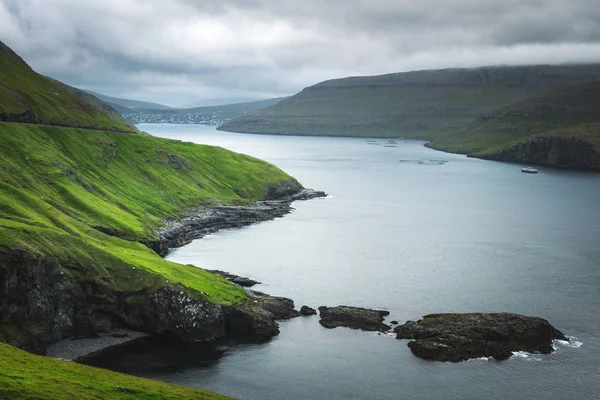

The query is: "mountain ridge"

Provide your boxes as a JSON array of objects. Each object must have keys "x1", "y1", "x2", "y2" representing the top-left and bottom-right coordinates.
[{"x1": 219, "y1": 63, "x2": 600, "y2": 140}]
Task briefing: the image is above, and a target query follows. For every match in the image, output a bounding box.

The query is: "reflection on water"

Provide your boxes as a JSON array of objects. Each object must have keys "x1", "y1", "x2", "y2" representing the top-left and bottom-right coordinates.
[{"x1": 82, "y1": 335, "x2": 261, "y2": 375}]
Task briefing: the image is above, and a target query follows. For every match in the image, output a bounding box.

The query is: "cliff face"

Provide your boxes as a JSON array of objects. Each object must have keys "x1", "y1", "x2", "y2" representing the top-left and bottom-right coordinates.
[
  {"x1": 479, "y1": 135, "x2": 600, "y2": 169},
  {"x1": 482, "y1": 82, "x2": 600, "y2": 119},
  {"x1": 0, "y1": 249, "x2": 280, "y2": 354}
]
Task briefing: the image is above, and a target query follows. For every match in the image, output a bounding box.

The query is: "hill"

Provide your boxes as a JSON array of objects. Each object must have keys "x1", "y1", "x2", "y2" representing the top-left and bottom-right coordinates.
[
  {"x1": 0, "y1": 42, "x2": 310, "y2": 398},
  {"x1": 428, "y1": 83, "x2": 600, "y2": 169},
  {"x1": 219, "y1": 64, "x2": 600, "y2": 139},
  {"x1": 48, "y1": 79, "x2": 136, "y2": 130},
  {"x1": 88, "y1": 91, "x2": 173, "y2": 110},
  {"x1": 0, "y1": 41, "x2": 135, "y2": 133},
  {"x1": 120, "y1": 97, "x2": 288, "y2": 125}
]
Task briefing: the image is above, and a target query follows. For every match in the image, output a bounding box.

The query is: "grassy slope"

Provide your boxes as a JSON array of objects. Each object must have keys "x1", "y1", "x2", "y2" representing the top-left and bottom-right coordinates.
[
  {"x1": 429, "y1": 83, "x2": 600, "y2": 157},
  {"x1": 49, "y1": 78, "x2": 137, "y2": 130},
  {"x1": 0, "y1": 122, "x2": 296, "y2": 304},
  {"x1": 0, "y1": 41, "x2": 305, "y2": 399},
  {"x1": 221, "y1": 86, "x2": 540, "y2": 139},
  {"x1": 220, "y1": 64, "x2": 600, "y2": 139},
  {"x1": 0, "y1": 42, "x2": 135, "y2": 133},
  {"x1": 429, "y1": 115, "x2": 600, "y2": 155},
  {"x1": 0, "y1": 343, "x2": 229, "y2": 400}
]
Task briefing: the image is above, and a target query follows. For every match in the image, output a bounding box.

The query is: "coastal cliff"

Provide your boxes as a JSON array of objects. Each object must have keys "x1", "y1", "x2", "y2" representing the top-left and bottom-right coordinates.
[{"x1": 477, "y1": 130, "x2": 600, "y2": 169}]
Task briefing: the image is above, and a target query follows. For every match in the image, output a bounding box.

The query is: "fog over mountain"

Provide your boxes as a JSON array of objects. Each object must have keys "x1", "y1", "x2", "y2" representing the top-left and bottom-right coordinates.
[{"x1": 1, "y1": 0, "x2": 599, "y2": 106}]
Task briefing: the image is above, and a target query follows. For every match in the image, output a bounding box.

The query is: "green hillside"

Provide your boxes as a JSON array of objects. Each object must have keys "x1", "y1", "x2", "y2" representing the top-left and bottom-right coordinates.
[
  {"x1": 0, "y1": 41, "x2": 135, "y2": 133},
  {"x1": 428, "y1": 83, "x2": 600, "y2": 169},
  {"x1": 0, "y1": 42, "x2": 305, "y2": 399},
  {"x1": 0, "y1": 122, "x2": 294, "y2": 304},
  {"x1": 219, "y1": 64, "x2": 600, "y2": 139},
  {"x1": 49, "y1": 79, "x2": 137, "y2": 130},
  {"x1": 0, "y1": 343, "x2": 229, "y2": 400}
]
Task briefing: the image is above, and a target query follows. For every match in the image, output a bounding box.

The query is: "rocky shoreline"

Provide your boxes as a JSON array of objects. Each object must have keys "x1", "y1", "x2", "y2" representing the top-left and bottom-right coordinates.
[
  {"x1": 35, "y1": 187, "x2": 327, "y2": 360},
  {"x1": 147, "y1": 188, "x2": 327, "y2": 257}
]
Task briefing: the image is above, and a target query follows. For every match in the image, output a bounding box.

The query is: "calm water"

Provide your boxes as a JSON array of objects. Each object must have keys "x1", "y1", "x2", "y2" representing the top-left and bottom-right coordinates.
[{"x1": 87, "y1": 124, "x2": 600, "y2": 399}]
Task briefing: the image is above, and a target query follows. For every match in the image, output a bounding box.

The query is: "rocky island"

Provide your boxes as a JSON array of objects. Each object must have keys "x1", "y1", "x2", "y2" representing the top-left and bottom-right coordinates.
[
  {"x1": 394, "y1": 313, "x2": 567, "y2": 362},
  {"x1": 318, "y1": 306, "x2": 391, "y2": 332}
]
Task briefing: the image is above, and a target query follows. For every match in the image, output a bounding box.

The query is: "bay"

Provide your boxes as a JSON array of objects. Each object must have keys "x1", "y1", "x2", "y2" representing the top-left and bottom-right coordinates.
[{"x1": 86, "y1": 124, "x2": 600, "y2": 400}]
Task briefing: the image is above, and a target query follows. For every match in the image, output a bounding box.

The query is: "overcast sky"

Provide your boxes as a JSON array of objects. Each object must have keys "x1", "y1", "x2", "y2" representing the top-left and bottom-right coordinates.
[{"x1": 1, "y1": 0, "x2": 599, "y2": 106}]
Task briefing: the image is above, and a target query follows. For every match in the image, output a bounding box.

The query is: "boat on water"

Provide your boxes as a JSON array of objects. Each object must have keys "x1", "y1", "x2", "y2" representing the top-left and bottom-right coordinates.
[{"x1": 521, "y1": 167, "x2": 538, "y2": 174}]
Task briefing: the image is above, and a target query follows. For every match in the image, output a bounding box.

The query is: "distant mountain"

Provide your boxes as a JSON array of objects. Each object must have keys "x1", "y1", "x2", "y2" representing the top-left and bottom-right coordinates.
[
  {"x1": 219, "y1": 64, "x2": 600, "y2": 140},
  {"x1": 120, "y1": 97, "x2": 288, "y2": 125},
  {"x1": 87, "y1": 91, "x2": 173, "y2": 110},
  {"x1": 428, "y1": 82, "x2": 600, "y2": 169},
  {"x1": 0, "y1": 41, "x2": 135, "y2": 132}
]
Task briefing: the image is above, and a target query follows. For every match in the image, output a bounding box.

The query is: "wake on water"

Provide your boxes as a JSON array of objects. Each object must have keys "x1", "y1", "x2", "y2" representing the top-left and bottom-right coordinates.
[{"x1": 510, "y1": 336, "x2": 583, "y2": 360}]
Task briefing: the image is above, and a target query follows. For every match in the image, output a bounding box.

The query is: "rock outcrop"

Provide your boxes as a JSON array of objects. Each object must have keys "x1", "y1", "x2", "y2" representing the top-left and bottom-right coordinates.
[
  {"x1": 248, "y1": 290, "x2": 301, "y2": 320},
  {"x1": 300, "y1": 306, "x2": 317, "y2": 316},
  {"x1": 479, "y1": 134, "x2": 600, "y2": 170},
  {"x1": 394, "y1": 313, "x2": 567, "y2": 362},
  {"x1": 146, "y1": 188, "x2": 327, "y2": 256},
  {"x1": 0, "y1": 250, "x2": 280, "y2": 354},
  {"x1": 207, "y1": 270, "x2": 260, "y2": 287},
  {"x1": 318, "y1": 306, "x2": 390, "y2": 332}
]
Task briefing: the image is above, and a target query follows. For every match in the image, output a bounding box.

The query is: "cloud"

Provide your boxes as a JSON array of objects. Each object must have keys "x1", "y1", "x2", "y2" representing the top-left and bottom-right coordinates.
[{"x1": 1, "y1": 0, "x2": 599, "y2": 106}]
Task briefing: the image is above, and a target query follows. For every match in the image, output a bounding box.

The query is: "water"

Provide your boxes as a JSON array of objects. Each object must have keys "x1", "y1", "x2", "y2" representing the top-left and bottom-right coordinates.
[{"x1": 87, "y1": 124, "x2": 600, "y2": 399}]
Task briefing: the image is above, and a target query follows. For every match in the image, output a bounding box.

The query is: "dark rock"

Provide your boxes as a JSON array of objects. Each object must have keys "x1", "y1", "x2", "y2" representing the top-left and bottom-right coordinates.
[
  {"x1": 208, "y1": 270, "x2": 260, "y2": 287},
  {"x1": 394, "y1": 313, "x2": 567, "y2": 362},
  {"x1": 151, "y1": 189, "x2": 327, "y2": 257},
  {"x1": 0, "y1": 251, "x2": 280, "y2": 354},
  {"x1": 390, "y1": 320, "x2": 399, "y2": 325},
  {"x1": 318, "y1": 306, "x2": 391, "y2": 332},
  {"x1": 224, "y1": 304, "x2": 279, "y2": 340},
  {"x1": 300, "y1": 305, "x2": 317, "y2": 316},
  {"x1": 248, "y1": 290, "x2": 300, "y2": 320},
  {"x1": 477, "y1": 135, "x2": 600, "y2": 170}
]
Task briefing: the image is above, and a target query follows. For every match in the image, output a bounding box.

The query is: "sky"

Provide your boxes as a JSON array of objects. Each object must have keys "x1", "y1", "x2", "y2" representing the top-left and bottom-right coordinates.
[{"x1": 1, "y1": 0, "x2": 599, "y2": 107}]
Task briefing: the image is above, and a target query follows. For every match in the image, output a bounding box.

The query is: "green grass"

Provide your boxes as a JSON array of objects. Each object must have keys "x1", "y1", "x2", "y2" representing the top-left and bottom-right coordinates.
[
  {"x1": 0, "y1": 42, "x2": 302, "y2": 400},
  {"x1": 0, "y1": 343, "x2": 230, "y2": 400},
  {"x1": 0, "y1": 122, "x2": 299, "y2": 304},
  {"x1": 429, "y1": 115, "x2": 600, "y2": 155},
  {"x1": 0, "y1": 42, "x2": 135, "y2": 133},
  {"x1": 428, "y1": 82, "x2": 600, "y2": 161}
]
